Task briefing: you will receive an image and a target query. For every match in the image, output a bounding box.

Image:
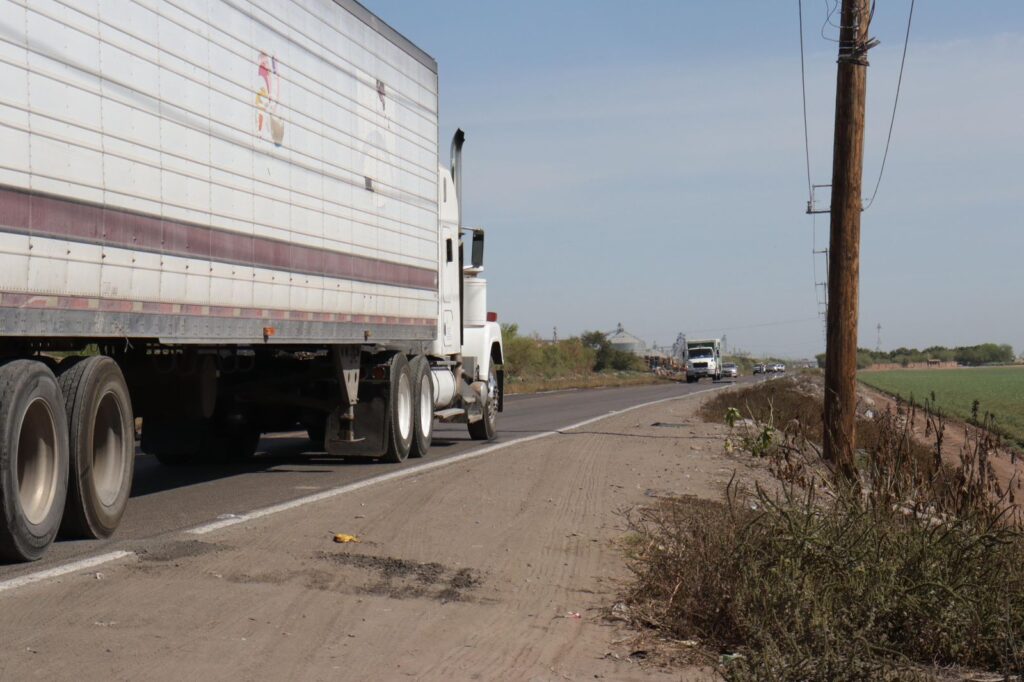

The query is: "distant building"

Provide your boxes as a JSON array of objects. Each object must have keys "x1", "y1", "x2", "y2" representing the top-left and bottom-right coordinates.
[
  {"x1": 605, "y1": 323, "x2": 679, "y2": 371},
  {"x1": 606, "y1": 323, "x2": 647, "y2": 356}
]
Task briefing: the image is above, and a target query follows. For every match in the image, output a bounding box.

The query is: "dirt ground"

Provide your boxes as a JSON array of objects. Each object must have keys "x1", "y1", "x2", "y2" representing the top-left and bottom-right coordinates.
[{"x1": 0, "y1": 389, "x2": 762, "y2": 682}]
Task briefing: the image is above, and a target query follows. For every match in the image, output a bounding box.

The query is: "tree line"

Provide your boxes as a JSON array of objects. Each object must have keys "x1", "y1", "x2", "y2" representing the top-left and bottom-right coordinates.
[
  {"x1": 500, "y1": 324, "x2": 645, "y2": 381},
  {"x1": 815, "y1": 343, "x2": 1016, "y2": 370}
]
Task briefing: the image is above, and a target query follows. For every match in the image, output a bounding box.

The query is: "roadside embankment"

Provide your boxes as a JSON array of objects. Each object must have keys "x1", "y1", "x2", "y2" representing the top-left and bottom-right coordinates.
[{"x1": 627, "y1": 375, "x2": 1024, "y2": 680}]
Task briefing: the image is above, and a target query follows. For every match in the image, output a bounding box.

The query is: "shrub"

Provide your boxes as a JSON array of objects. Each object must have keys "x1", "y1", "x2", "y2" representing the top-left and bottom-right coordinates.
[
  {"x1": 624, "y1": 375, "x2": 1024, "y2": 679},
  {"x1": 500, "y1": 323, "x2": 598, "y2": 381}
]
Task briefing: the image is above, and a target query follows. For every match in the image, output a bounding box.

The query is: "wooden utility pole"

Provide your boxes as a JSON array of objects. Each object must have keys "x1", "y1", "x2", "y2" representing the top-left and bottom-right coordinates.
[{"x1": 823, "y1": 0, "x2": 873, "y2": 478}]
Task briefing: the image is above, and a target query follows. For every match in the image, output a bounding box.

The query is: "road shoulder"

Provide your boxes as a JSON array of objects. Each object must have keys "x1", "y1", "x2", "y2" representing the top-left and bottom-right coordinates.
[{"x1": 0, "y1": 388, "x2": 759, "y2": 681}]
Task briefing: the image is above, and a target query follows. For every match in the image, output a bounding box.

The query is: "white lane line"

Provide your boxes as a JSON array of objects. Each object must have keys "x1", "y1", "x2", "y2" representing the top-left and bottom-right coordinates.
[
  {"x1": 188, "y1": 383, "x2": 730, "y2": 536},
  {"x1": 0, "y1": 383, "x2": 735, "y2": 595},
  {"x1": 0, "y1": 551, "x2": 134, "y2": 594}
]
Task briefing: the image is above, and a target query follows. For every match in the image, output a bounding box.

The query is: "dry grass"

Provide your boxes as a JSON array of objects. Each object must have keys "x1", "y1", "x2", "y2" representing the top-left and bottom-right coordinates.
[
  {"x1": 504, "y1": 371, "x2": 673, "y2": 395},
  {"x1": 621, "y1": 375, "x2": 1024, "y2": 680}
]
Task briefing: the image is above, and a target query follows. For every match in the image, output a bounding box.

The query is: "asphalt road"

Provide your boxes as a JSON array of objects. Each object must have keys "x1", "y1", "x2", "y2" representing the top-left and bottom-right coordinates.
[{"x1": 0, "y1": 376, "x2": 757, "y2": 578}]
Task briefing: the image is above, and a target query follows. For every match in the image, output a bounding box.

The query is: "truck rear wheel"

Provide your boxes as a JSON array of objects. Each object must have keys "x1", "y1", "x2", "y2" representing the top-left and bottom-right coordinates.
[
  {"x1": 143, "y1": 416, "x2": 260, "y2": 466},
  {"x1": 468, "y1": 365, "x2": 498, "y2": 441},
  {"x1": 0, "y1": 360, "x2": 70, "y2": 561},
  {"x1": 408, "y1": 356, "x2": 433, "y2": 458},
  {"x1": 304, "y1": 418, "x2": 326, "y2": 450},
  {"x1": 380, "y1": 354, "x2": 414, "y2": 463},
  {"x1": 57, "y1": 356, "x2": 135, "y2": 539}
]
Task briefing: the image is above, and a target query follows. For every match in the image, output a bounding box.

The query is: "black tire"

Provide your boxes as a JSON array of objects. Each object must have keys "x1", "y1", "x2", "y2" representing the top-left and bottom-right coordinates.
[
  {"x1": 305, "y1": 417, "x2": 326, "y2": 450},
  {"x1": 214, "y1": 419, "x2": 262, "y2": 463},
  {"x1": 57, "y1": 356, "x2": 135, "y2": 539},
  {"x1": 408, "y1": 356, "x2": 433, "y2": 458},
  {"x1": 381, "y1": 354, "x2": 414, "y2": 463},
  {"x1": 468, "y1": 364, "x2": 498, "y2": 441},
  {"x1": 141, "y1": 417, "x2": 200, "y2": 466},
  {"x1": 143, "y1": 416, "x2": 259, "y2": 466},
  {"x1": 0, "y1": 360, "x2": 70, "y2": 561},
  {"x1": 152, "y1": 450, "x2": 196, "y2": 467}
]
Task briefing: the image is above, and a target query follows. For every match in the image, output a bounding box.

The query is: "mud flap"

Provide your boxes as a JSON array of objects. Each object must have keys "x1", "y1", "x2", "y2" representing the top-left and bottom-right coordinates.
[{"x1": 325, "y1": 391, "x2": 387, "y2": 457}]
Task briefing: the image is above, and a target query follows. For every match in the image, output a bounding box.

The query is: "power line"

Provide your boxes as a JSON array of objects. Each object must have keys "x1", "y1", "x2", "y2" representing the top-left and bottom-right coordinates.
[
  {"x1": 821, "y1": 0, "x2": 841, "y2": 43},
  {"x1": 800, "y1": 3, "x2": 828, "y2": 338},
  {"x1": 863, "y1": 0, "x2": 915, "y2": 211},
  {"x1": 797, "y1": 0, "x2": 813, "y2": 204},
  {"x1": 686, "y1": 317, "x2": 822, "y2": 335}
]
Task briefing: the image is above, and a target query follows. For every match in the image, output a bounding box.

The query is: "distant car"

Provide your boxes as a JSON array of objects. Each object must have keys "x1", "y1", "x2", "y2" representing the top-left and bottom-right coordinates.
[
  {"x1": 722, "y1": 363, "x2": 739, "y2": 378},
  {"x1": 753, "y1": 364, "x2": 765, "y2": 374},
  {"x1": 769, "y1": 363, "x2": 786, "y2": 373}
]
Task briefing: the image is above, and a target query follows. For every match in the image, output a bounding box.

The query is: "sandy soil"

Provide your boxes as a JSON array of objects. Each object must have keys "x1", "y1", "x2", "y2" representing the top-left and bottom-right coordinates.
[{"x1": 0, "y1": 390, "x2": 762, "y2": 682}]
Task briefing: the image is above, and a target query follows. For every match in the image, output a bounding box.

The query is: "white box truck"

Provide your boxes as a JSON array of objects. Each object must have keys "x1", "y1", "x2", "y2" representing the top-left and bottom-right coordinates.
[
  {"x1": 685, "y1": 338, "x2": 722, "y2": 383},
  {"x1": 0, "y1": 0, "x2": 502, "y2": 560}
]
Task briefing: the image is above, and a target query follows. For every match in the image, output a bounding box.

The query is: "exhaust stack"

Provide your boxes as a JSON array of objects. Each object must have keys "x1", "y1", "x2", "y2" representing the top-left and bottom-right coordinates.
[{"x1": 450, "y1": 129, "x2": 465, "y2": 229}]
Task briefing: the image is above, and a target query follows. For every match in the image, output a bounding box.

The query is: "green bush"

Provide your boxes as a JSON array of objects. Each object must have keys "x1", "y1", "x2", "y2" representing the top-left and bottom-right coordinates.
[
  {"x1": 580, "y1": 330, "x2": 645, "y2": 372},
  {"x1": 500, "y1": 323, "x2": 598, "y2": 380}
]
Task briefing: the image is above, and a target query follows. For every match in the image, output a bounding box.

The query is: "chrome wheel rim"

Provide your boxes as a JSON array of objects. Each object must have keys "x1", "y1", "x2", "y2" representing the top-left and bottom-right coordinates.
[
  {"x1": 397, "y1": 373, "x2": 413, "y2": 442},
  {"x1": 486, "y1": 368, "x2": 498, "y2": 426},
  {"x1": 17, "y1": 398, "x2": 59, "y2": 525},
  {"x1": 92, "y1": 391, "x2": 127, "y2": 507},
  {"x1": 418, "y1": 375, "x2": 433, "y2": 439}
]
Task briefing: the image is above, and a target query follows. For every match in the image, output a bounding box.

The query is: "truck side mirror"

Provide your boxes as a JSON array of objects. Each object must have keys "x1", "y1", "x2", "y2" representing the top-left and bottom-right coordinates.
[{"x1": 470, "y1": 230, "x2": 484, "y2": 268}]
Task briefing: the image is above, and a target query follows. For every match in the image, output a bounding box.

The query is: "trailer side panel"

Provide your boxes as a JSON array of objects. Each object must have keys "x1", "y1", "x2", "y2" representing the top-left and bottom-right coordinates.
[{"x1": 0, "y1": 0, "x2": 439, "y2": 343}]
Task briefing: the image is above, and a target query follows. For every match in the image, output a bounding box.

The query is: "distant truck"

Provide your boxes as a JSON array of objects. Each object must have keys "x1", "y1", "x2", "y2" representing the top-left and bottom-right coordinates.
[
  {"x1": 0, "y1": 0, "x2": 502, "y2": 561},
  {"x1": 685, "y1": 339, "x2": 723, "y2": 383}
]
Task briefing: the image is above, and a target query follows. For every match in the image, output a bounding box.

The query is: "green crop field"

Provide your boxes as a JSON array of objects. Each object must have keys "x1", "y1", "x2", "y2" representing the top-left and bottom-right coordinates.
[{"x1": 859, "y1": 366, "x2": 1024, "y2": 446}]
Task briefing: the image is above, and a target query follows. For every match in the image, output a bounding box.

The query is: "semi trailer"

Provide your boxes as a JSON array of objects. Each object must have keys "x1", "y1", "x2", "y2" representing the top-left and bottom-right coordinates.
[{"x1": 0, "y1": 0, "x2": 502, "y2": 561}]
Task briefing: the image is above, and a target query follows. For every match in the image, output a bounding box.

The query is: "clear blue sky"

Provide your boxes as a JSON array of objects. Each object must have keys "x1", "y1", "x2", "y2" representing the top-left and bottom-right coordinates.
[{"x1": 365, "y1": 1, "x2": 1023, "y2": 359}]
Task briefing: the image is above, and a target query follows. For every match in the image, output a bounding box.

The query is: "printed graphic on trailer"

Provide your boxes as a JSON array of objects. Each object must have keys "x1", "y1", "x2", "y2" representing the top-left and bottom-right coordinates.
[{"x1": 255, "y1": 51, "x2": 284, "y2": 147}]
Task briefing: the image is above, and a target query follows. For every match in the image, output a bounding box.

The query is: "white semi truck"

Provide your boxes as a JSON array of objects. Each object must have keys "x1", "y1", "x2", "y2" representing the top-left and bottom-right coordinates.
[
  {"x1": 685, "y1": 338, "x2": 723, "y2": 383},
  {"x1": 0, "y1": 0, "x2": 502, "y2": 561}
]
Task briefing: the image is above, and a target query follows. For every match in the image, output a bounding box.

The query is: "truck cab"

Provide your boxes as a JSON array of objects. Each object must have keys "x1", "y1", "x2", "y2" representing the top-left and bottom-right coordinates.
[{"x1": 685, "y1": 339, "x2": 723, "y2": 383}]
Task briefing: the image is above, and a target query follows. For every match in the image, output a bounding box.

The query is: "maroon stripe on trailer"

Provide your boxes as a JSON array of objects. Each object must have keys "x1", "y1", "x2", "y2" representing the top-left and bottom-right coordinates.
[
  {"x1": 323, "y1": 250, "x2": 354, "y2": 280},
  {"x1": 210, "y1": 228, "x2": 253, "y2": 264},
  {"x1": 0, "y1": 189, "x2": 29, "y2": 231},
  {"x1": 0, "y1": 186, "x2": 437, "y2": 291},
  {"x1": 31, "y1": 193, "x2": 102, "y2": 241},
  {"x1": 290, "y1": 243, "x2": 323, "y2": 274}
]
